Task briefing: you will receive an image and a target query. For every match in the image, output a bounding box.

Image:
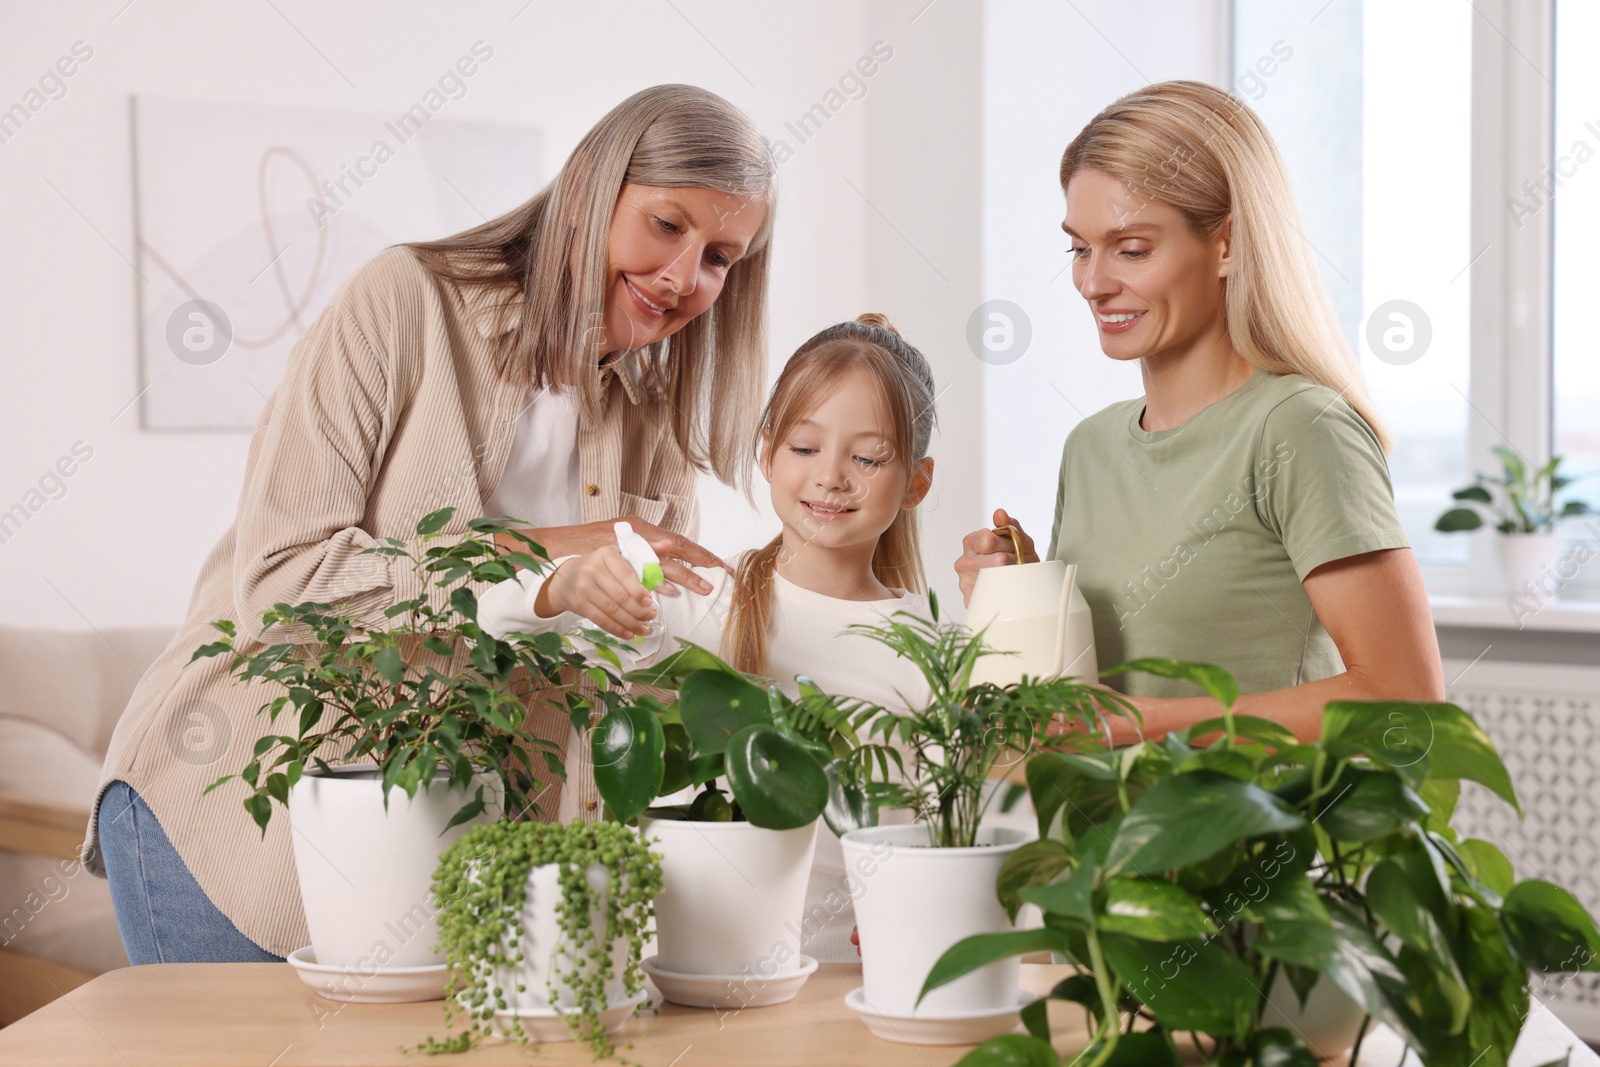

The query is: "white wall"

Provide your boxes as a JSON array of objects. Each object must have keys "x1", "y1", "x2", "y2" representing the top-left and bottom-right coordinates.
[{"x1": 0, "y1": 0, "x2": 1233, "y2": 634}]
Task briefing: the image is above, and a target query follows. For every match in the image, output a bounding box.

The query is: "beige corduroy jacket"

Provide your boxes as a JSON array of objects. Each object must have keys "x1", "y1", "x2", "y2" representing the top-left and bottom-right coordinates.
[{"x1": 84, "y1": 245, "x2": 701, "y2": 956}]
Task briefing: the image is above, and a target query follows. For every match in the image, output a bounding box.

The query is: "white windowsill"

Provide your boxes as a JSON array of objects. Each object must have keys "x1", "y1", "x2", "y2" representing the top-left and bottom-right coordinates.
[{"x1": 1428, "y1": 593, "x2": 1600, "y2": 634}]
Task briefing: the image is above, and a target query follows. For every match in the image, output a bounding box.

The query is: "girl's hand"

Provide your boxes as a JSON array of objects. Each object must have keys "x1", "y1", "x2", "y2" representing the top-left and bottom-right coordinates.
[
  {"x1": 954, "y1": 508, "x2": 1040, "y2": 606},
  {"x1": 496, "y1": 517, "x2": 730, "y2": 597},
  {"x1": 541, "y1": 544, "x2": 657, "y2": 640}
]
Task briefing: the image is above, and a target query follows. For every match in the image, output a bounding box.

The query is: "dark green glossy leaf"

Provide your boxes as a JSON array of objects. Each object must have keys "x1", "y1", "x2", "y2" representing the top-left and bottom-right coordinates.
[
  {"x1": 1321, "y1": 701, "x2": 1519, "y2": 815},
  {"x1": 1099, "y1": 933, "x2": 1257, "y2": 1038},
  {"x1": 1457, "y1": 838, "x2": 1515, "y2": 898},
  {"x1": 1108, "y1": 771, "x2": 1304, "y2": 876},
  {"x1": 724, "y1": 724, "x2": 826, "y2": 830},
  {"x1": 1073, "y1": 1032, "x2": 1179, "y2": 1067},
  {"x1": 1097, "y1": 878, "x2": 1215, "y2": 941},
  {"x1": 997, "y1": 839, "x2": 1073, "y2": 922},
  {"x1": 1367, "y1": 858, "x2": 1469, "y2": 1031},
  {"x1": 1187, "y1": 714, "x2": 1299, "y2": 750},
  {"x1": 1435, "y1": 507, "x2": 1484, "y2": 532},
  {"x1": 658, "y1": 723, "x2": 693, "y2": 797},
  {"x1": 822, "y1": 759, "x2": 876, "y2": 839},
  {"x1": 622, "y1": 640, "x2": 743, "y2": 688},
  {"x1": 415, "y1": 507, "x2": 454, "y2": 535},
  {"x1": 1501, "y1": 880, "x2": 1600, "y2": 973},
  {"x1": 590, "y1": 704, "x2": 665, "y2": 823},
  {"x1": 1019, "y1": 855, "x2": 1096, "y2": 924},
  {"x1": 1317, "y1": 768, "x2": 1430, "y2": 842},
  {"x1": 950, "y1": 1034, "x2": 1059, "y2": 1067},
  {"x1": 679, "y1": 670, "x2": 771, "y2": 758},
  {"x1": 1250, "y1": 1029, "x2": 1318, "y2": 1067},
  {"x1": 1318, "y1": 902, "x2": 1426, "y2": 1050},
  {"x1": 919, "y1": 928, "x2": 1075, "y2": 1004}
]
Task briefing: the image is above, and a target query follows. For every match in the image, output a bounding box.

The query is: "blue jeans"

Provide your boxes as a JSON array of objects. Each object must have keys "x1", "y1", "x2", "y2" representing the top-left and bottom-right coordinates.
[{"x1": 98, "y1": 780, "x2": 283, "y2": 964}]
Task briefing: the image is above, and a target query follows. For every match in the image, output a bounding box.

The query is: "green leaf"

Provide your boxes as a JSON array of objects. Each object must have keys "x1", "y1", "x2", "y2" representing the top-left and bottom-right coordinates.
[
  {"x1": 1316, "y1": 768, "x2": 1431, "y2": 842},
  {"x1": 449, "y1": 587, "x2": 478, "y2": 623},
  {"x1": 244, "y1": 793, "x2": 272, "y2": 835},
  {"x1": 1102, "y1": 657, "x2": 1238, "y2": 710},
  {"x1": 1099, "y1": 933, "x2": 1258, "y2": 1038},
  {"x1": 1250, "y1": 1029, "x2": 1318, "y2": 1067},
  {"x1": 415, "y1": 507, "x2": 454, "y2": 535},
  {"x1": 442, "y1": 784, "x2": 488, "y2": 833},
  {"x1": 1071, "y1": 1032, "x2": 1179, "y2": 1067},
  {"x1": 1097, "y1": 878, "x2": 1216, "y2": 941},
  {"x1": 1452, "y1": 485, "x2": 1494, "y2": 504},
  {"x1": 919, "y1": 928, "x2": 1075, "y2": 1004},
  {"x1": 1501, "y1": 880, "x2": 1600, "y2": 974},
  {"x1": 1457, "y1": 838, "x2": 1515, "y2": 897},
  {"x1": 1187, "y1": 714, "x2": 1298, "y2": 750},
  {"x1": 622, "y1": 640, "x2": 742, "y2": 688},
  {"x1": 997, "y1": 839, "x2": 1074, "y2": 922},
  {"x1": 822, "y1": 759, "x2": 876, "y2": 840},
  {"x1": 1019, "y1": 855, "x2": 1096, "y2": 924},
  {"x1": 679, "y1": 670, "x2": 772, "y2": 758},
  {"x1": 590, "y1": 705, "x2": 666, "y2": 824},
  {"x1": 1434, "y1": 507, "x2": 1484, "y2": 532},
  {"x1": 724, "y1": 724, "x2": 827, "y2": 830},
  {"x1": 1321, "y1": 701, "x2": 1519, "y2": 815},
  {"x1": 374, "y1": 647, "x2": 405, "y2": 686},
  {"x1": 950, "y1": 1034, "x2": 1060, "y2": 1067},
  {"x1": 1317, "y1": 902, "x2": 1427, "y2": 1050},
  {"x1": 658, "y1": 723, "x2": 694, "y2": 797},
  {"x1": 1108, "y1": 771, "x2": 1304, "y2": 876},
  {"x1": 1367, "y1": 858, "x2": 1469, "y2": 1032}
]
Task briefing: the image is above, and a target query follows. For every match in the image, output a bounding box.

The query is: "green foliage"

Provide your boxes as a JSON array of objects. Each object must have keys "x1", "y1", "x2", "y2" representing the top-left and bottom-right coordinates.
[
  {"x1": 420, "y1": 819, "x2": 663, "y2": 1059},
  {"x1": 1434, "y1": 448, "x2": 1592, "y2": 534},
  {"x1": 928, "y1": 659, "x2": 1600, "y2": 1067},
  {"x1": 192, "y1": 509, "x2": 626, "y2": 833},
  {"x1": 828, "y1": 597, "x2": 1143, "y2": 848}
]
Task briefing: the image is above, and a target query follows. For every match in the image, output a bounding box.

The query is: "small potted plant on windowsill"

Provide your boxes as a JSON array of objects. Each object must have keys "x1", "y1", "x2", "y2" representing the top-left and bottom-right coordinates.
[
  {"x1": 584, "y1": 642, "x2": 864, "y2": 1008},
  {"x1": 827, "y1": 594, "x2": 1140, "y2": 1044},
  {"x1": 923, "y1": 658, "x2": 1600, "y2": 1067},
  {"x1": 193, "y1": 507, "x2": 623, "y2": 998},
  {"x1": 1434, "y1": 446, "x2": 1593, "y2": 597},
  {"x1": 421, "y1": 818, "x2": 663, "y2": 1058}
]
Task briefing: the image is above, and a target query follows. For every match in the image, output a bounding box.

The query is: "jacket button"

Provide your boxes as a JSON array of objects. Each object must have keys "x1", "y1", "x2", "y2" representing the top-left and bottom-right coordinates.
[
  {"x1": 585, "y1": 799, "x2": 598, "y2": 813},
  {"x1": 585, "y1": 483, "x2": 599, "y2": 496}
]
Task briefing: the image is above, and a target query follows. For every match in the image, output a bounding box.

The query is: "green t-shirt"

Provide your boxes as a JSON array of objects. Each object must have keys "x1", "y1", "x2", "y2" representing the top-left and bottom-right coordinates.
[{"x1": 1046, "y1": 368, "x2": 1409, "y2": 699}]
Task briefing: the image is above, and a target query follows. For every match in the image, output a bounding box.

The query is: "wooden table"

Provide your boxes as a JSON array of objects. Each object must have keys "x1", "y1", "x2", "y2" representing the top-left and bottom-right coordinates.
[{"x1": 1, "y1": 962, "x2": 1594, "y2": 1066}]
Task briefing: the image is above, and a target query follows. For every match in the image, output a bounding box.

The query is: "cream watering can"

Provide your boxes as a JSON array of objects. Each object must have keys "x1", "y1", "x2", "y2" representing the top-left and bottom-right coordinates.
[{"x1": 964, "y1": 526, "x2": 1097, "y2": 687}]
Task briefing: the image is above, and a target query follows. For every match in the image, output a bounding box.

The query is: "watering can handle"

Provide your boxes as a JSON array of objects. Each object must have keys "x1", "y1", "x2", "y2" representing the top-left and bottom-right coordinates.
[{"x1": 993, "y1": 525, "x2": 1026, "y2": 565}]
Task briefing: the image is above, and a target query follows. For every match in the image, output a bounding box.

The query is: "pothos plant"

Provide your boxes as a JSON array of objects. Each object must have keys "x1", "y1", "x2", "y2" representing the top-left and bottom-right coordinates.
[
  {"x1": 921, "y1": 659, "x2": 1600, "y2": 1067},
  {"x1": 833, "y1": 593, "x2": 1143, "y2": 848},
  {"x1": 422, "y1": 819, "x2": 664, "y2": 1059},
  {"x1": 191, "y1": 506, "x2": 634, "y2": 832},
  {"x1": 585, "y1": 641, "x2": 867, "y2": 832},
  {"x1": 1435, "y1": 446, "x2": 1592, "y2": 534}
]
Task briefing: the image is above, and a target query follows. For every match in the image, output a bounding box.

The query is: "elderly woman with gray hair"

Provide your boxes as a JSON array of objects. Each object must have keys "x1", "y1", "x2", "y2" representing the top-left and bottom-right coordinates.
[{"x1": 87, "y1": 84, "x2": 776, "y2": 964}]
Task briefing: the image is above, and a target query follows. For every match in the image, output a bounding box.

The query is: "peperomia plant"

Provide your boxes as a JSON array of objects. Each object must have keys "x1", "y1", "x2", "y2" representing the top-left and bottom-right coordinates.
[
  {"x1": 192, "y1": 507, "x2": 631, "y2": 832},
  {"x1": 422, "y1": 819, "x2": 663, "y2": 1059},
  {"x1": 587, "y1": 642, "x2": 863, "y2": 832},
  {"x1": 833, "y1": 593, "x2": 1142, "y2": 848},
  {"x1": 922, "y1": 659, "x2": 1600, "y2": 1067},
  {"x1": 1435, "y1": 446, "x2": 1592, "y2": 535}
]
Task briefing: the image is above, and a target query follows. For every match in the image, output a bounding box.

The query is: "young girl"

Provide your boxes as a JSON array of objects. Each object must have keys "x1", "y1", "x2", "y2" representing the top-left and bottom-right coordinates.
[{"x1": 480, "y1": 313, "x2": 938, "y2": 963}]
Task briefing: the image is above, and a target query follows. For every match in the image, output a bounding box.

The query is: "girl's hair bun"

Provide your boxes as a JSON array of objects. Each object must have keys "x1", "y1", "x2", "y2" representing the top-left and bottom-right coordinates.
[{"x1": 854, "y1": 312, "x2": 903, "y2": 339}]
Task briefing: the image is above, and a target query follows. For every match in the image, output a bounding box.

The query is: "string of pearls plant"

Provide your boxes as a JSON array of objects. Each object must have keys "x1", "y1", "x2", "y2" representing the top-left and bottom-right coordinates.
[{"x1": 421, "y1": 820, "x2": 663, "y2": 1059}]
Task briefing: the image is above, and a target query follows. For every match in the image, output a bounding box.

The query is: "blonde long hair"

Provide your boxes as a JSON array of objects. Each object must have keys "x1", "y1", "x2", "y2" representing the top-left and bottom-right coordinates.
[
  {"x1": 723, "y1": 314, "x2": 937, "y2": 676},
  {"x1": 1061, "y1": 79, "x2": 1392, "y2": 452},
  {"x1": 407, "y1": 84, "x2": 777, "y2": 492}
]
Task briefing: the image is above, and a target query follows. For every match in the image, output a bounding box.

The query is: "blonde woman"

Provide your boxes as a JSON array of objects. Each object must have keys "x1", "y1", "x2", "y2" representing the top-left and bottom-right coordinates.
[
  {"x1": 88, "y1": 84, "x2": 775, "y2": 964},
  {"x1": 956, "y1": 80, "x2": 1444, "y2": 744}
]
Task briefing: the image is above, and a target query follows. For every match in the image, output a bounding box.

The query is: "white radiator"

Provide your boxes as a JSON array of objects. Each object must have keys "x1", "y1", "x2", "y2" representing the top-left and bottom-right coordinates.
[{"x1": 1444, "y1": 657, "x2": 1600, "y2": 1040}]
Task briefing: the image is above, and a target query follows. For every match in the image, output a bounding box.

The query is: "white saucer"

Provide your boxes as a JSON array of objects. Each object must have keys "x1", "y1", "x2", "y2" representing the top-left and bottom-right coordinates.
[
  {"x1": 844, "y1": 987, "x2": 1035, "y2": 1045},
  {"x1": 491, "y1": 990, "x2": 650, "y2": 1043},
  {"x1": 286, "y1": 945, "x2": 447, "y2": 1003},
  {"x1": 641, "y1": 954, "x2": 818, "y2": 1008}
]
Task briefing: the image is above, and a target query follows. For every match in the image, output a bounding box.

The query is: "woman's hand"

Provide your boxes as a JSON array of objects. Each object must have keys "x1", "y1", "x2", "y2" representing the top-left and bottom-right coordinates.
[
  {"x1": 954, "y1": 508, "x2": 1040, "y2": 606},
  {"x1": 540, "y1": 544, "x2": 657, "y2": 640},
  {"x1": 495, "y1": 517, "x2": 730, "y2": 596}
]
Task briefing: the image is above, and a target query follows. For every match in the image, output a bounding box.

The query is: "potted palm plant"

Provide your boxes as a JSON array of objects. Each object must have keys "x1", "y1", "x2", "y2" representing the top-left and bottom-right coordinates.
[
  {"x1": 193, "y1": 507, "x2": 616, "y2": 998},
  {"x1": 1435, "y1": 447, "x2": 1592, "y2": 596},
  {"x1": 922, "y1": 658, "x2": 1600, "y2": 1067},
  {"x1": 580, "y1": 642, "x2": 866, "y2": 1008},
  {"x1": 828, "y1": 595, "x2": 1139, "y2": 1042}
]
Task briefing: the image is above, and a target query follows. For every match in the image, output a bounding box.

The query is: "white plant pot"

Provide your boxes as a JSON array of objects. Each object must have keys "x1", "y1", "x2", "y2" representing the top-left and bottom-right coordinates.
[
  {"x1": 1261, "y1": 968, "x2": 1366, "y2": 1061},
  {"x1": 841, "y1": 824, "x2": 1033, "y2": 1017},
  {"x1": 1496, "y1": 531, "x2": 1566, "y2": 599},
  {"x1": 639, "y1": 815, "x2": 818, "y2": 981},
  {"x1": 287, "y1": 765, "x2": 500, "y2": 970},
  {"x1": 481, "y1": 861, "x2": 640, "y2": 1022}
]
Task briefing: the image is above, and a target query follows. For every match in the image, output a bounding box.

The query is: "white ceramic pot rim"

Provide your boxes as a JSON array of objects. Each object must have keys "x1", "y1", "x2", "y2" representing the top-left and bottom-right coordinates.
[
  {"x1": 638, "y1": 814, "x2": 818, "y2": 833},
  {"x1": 841, "y1": 824, "x2": 1035, "y2": 856}
]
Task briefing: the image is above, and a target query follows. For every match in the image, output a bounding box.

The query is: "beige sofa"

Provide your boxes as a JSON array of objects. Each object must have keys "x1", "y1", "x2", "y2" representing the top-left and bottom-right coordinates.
[{"x1": 0, "y1": 624, "x2": 174, "y2": 1024}]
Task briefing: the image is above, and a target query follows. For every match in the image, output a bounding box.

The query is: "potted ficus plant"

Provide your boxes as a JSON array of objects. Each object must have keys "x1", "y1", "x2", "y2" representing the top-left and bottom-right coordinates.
[
  {"x1": 193, "y1": 507, "x2": 620, "y2": 994},
  {"x1": 420, "y1": 818, "x2": 663, "y2": 1058},
  {"x1": 578, "y1": 641, "x2": 867, "y2": 1007},
  {"x1": 825, "y1": 594, "x2": 1139, "y2": 1038},
  {"x1": 1435, "y1": 446, "x2": 1593, "y2": 596},
  {"x1": 922, "y1": 658, "x2": 1600, "y2": 1067}
]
